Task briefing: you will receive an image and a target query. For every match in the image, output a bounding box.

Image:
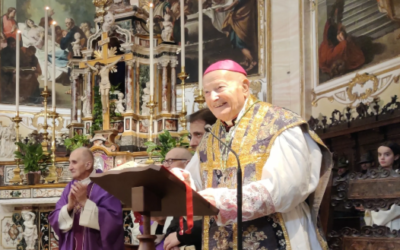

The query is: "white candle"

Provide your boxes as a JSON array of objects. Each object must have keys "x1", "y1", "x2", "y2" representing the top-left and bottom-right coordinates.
[
  {"x1": 149, "y1": 2, "x2": 154, "y2": 97},
  {"x1": 180, "y1": 0, "x2": 185, "y2": 67},
  {"x1": 52, "y1": 21, "x2": 56, "y2": 110},
  {"x1": 16, "y1": 30, "x2": 21, "y2": 113},
  {"x1": 198, "y1": 0, "x2": 203, "y2": 89},
  {"x1": 44, "y1": 7, "x2": 49, "y2": 87}
]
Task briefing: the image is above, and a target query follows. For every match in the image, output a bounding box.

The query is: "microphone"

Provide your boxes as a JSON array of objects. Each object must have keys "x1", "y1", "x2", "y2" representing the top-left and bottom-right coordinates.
[{"x1": 204, "y1": 124, "x2": 242, "y2": 250}]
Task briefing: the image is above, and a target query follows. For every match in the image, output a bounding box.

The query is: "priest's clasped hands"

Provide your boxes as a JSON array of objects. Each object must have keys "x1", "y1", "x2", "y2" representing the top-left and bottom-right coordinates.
[{"x1": 66, "y1": 182, "x2": 88, "y2": 212}]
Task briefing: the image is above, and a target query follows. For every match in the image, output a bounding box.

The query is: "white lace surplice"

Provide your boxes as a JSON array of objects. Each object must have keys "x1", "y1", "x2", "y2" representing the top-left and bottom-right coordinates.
[{"x1": 186, "y1": 126, "x2": 324, "y2": 250}]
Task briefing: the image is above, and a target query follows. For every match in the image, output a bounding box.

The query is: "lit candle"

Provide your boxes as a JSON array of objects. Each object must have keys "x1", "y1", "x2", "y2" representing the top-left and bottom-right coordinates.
[
  {"x1": 198, "y1": 0, "x2": 203, "y2": 89},
  {"x1": 149, "y1": 2, "x2": 154, "y2": 97},
  {"x1": 180, "y1": 0, "x2": 185, "y2": 67},
  {"x1": 52, "y1": 21, "x2": 56, "y2": 110},
  {"x1": 16, "y1": 30, "x2": 21, "y2": 113},
  {"x1": 44, "y1": 6, "x2": 49, "y2": 87}
]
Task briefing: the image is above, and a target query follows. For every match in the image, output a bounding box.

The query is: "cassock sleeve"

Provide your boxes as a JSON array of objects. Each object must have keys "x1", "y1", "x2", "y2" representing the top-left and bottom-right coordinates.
[
  {"x1": 199, "y1": 126, "x2": 323, "y2": 226},
  {"x1": 49, "y1": 182, "x2": 72, "y2": 236},
  {"x1": 58, "y1": 205, "x2": 74, "y2": 232},
  {"x1": 79, "y1": 199, "x2": 100, "y2": 230}
]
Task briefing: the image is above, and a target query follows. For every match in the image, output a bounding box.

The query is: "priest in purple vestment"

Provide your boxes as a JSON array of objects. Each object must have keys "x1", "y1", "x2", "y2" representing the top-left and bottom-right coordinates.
[{"x1": 49, "y1": 147, "x2": 124, "y2": 250}]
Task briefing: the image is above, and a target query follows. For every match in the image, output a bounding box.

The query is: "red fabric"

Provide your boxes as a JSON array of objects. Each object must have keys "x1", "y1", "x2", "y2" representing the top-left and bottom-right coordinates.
[
  {"x1": 134, "y1": 212, "x2": 143, "y2": 225},
  {"x1": 204, "y1": 60, "x2": 247, "y2": 76},
  {"x1": 180, "y1": 181, "x2": 193, "y2": 235},
  {"x1": 318, "y1": 21, "x2": 365, "y2": 74}
]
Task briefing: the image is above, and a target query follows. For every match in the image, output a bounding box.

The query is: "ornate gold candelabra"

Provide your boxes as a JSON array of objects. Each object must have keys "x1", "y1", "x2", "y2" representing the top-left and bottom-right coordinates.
[
  {"x1": 41, "y1": 86, "x2": 49, "y2": 155},
  {"x1": 194, "y1": 89, "x2": 206, "y2": 110},
  {"x1": 145, "y1": 97, "x2": 157, "y2": 164},
  {"x1": 45, "y1": 110, "x2": 59, "y2": 183},
  {"x1": 178, "y1": 68, "x2": 189, "y2": 143},
  {"x1": 10, "y1": 114, "x2": 23, "y2": 185}
]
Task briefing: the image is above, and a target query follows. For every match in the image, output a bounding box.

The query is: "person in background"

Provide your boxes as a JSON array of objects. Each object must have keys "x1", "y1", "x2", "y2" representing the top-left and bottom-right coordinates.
[
  {"x1": 49, "y1": 147, "x2": 124, "y2": 250},
  {"x1": 358, "y1": 152, "x2": 375, "y2": 174},
  {"x1": 187, "y1": 108, "x2": 217, "y2": 150}
]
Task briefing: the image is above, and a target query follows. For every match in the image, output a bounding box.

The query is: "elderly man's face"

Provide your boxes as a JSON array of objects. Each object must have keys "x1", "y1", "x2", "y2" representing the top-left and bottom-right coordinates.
[
  {"x1": 68, "y1": 150, "x2": 91, "y2": 180},
  {"x1": 189, "y1": 120, "x2": 206, "y2": 150},
  {"x1": 65, "y1": 19, "x2": 73, "y2": 30},
  {"x1": 203, "y1": 70, "x2": 249, "y2": 122}
]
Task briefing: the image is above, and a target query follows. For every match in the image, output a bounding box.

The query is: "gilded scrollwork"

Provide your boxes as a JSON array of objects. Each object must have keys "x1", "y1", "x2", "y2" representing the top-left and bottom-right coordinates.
[
  {"x1": 32, "y1": 111, "x2": 64, "y2": 132},
  {"x1": 346, "y1": 73, "x2": 379, "y2": 103}
]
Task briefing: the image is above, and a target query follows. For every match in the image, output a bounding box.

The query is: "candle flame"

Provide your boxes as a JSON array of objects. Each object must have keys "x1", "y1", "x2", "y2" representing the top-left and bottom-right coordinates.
[
  {"x1": 52, "y1": 21, "x2": 57, "y2": 25},
  {"x1": 45, "y1": 6, "x2": 50, "y2": 10},
  {"x1": 17, "y1": 30, "x2": 21, "y2": 34},
  {"x1": 149, "y1": 2, "x2": 154, "y2": 7}
]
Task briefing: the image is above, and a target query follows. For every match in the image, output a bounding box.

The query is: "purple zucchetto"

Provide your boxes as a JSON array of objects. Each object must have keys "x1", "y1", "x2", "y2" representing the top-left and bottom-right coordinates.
[{"x1": 203, "y1": 60, "x2": 247, "y2": 76}]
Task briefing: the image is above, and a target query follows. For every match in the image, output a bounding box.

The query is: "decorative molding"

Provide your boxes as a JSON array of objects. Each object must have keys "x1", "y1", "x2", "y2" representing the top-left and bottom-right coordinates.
[
  {"x1": 331, "y1": 169, "x2": 400, "y2": 211},
  {"x1": 312, "y1": 68, "x2": 400, "y2": 107},
  {"x1": 328, "y1": 226, "x2": 400, "y2": 250}
]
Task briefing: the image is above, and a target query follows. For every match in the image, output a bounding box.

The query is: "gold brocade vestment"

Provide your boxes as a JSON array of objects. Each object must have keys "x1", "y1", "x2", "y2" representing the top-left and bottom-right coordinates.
[{"x1": 197, "y1": 95, "x2": 332, "y2": 250}]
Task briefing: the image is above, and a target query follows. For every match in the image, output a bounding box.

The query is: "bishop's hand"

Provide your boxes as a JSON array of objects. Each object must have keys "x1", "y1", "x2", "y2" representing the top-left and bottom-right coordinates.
[{"x1": 71, "y1": 182, "x2": 88, "y2": 207}]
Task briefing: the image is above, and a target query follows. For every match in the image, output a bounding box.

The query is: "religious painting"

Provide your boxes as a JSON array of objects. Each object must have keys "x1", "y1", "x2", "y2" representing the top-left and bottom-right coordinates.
[
  {"x1": 139, "y1": 0, "x2": 265, "y2": 83},
  {"x1": 109, "y1": 0, "x2": 135, "y2": 18},
  {"x1": 85, "y1": 122, "x2": 90, "y2": 134},
  {"x1": 165, "y1": 119, "x2": 177, "y2": 131},
  {"x1": 116, "y1": 18, "x2": 133, "y2": 32},
  {"x1": 93, "y1": 150, "x2": 114, "y2": 171},
  {"x1": 139, "y1": 120, "x2": 148, "y2": 133},
  {"x1": 131, "y1": 119, "x2": 137, "y2": 131},
  {"x1": 157, "y1": 119, "x2": 163, "y2": 132},
  {"x1": 0, "y1": 0, "x2": 96, "y2": 108},
  {"x1": 125, "y1": 118, "x2": 130, "y2": 131},
  {"x1": 317, "y1": 0, "x2": 400, "y2": 84},
  {"x1": 74, "y1": 128, "x2": 83, "y2": 136},
  {"x1": 112, "y1": 121, "x2": 124, "y2": 133}
]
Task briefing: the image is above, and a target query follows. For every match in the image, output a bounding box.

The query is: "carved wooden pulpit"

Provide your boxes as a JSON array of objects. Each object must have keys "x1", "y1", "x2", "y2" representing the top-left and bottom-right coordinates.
[{"x1": 90, "y1": 165, "x2": 219, "y2": 250}]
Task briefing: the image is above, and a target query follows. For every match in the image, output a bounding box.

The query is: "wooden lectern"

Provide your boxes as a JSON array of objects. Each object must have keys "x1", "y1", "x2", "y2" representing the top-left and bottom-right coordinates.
[{"x1": 91, "y1": 165, "x2": 219, "y2": 250}]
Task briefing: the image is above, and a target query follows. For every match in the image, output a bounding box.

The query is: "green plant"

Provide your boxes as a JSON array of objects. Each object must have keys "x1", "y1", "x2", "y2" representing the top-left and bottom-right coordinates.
[
  {"x1": 64, "y1": 133, "x2": 90, "y2": 151},
  {"x1": 144, "y1": 130, "x2": 190, "y2": 162},
  {"x1": 91, "y1": 85, "x2": 103, "y2": 135},
  {"x1": 14, "y1": 142, "x2": 51, "y2": 173},
  {"x1": 109, "y1": 83, "x2": 121, "y2": 93}
]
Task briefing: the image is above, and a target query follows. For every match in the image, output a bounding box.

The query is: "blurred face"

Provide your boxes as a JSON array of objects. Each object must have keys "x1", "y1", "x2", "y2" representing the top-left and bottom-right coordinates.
[
  {"x1": 56, "y1": 27, "x2": 62, "y2": 35},
  {"x1": 189, "y1": 120, "x2": 206, "y2": 150},
  {"x1": 9, "y1": 41, "x2": 16, "y2": 49},
  {"x1": 81, "y1": 23, "x2": 89, "y2": 32},
  {"x1": 378, "y1": 146, "x2": 399, "y2": 168},
  {"x1": 163, "y1": 150, "x2": 190, "y2": 170},
  {"x1": 27, "y1": 20, "x2": 34, "y2": 28},
  {"x1": 68, "y1": 150, "x2": 92, "y2": 180},
  {"x1": 360, "y1": 162, "x2": 373, "y2": 171},
  {"x1": 338, "y1": 167, "x2": 347, "y2": 176},
  {"x1": 9, "y1": 10, "x2": 16, "y2": 18},
  {"x1": 65, "y1": 19, "x2": 73, "y2": 30},
  {"x1": 203, "y1": 70, "x2": 249, "y2": 122}
]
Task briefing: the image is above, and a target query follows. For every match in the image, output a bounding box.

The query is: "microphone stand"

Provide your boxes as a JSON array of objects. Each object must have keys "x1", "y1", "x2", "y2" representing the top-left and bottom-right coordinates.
[{"x1": 205, "y1": 125, "x2": 242, "y2": 250}]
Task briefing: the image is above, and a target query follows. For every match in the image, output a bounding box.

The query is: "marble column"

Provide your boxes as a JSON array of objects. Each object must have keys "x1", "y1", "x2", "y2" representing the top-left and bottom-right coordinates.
[
  {"x1": 85, "y1": 72, "x2": 92, "y2": 117},
  {"x1": 125, "y1": 60, "x2": 134, "y2": 113},
  {"x1": 136, "y1": 62, "x2": 140, "y2": 114},
  {"x1": 170, "y1": 59, "x2": 178, "y2": 114},
  {"x1": 71, "y1": 73, "x2": 80, "y2": 123},
  {"x1": 161, "y1": 60, "x2": 169, "y2": 113}
]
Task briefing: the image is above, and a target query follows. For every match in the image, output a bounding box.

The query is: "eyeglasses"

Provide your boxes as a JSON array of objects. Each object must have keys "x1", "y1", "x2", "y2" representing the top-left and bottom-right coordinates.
[{"x1": 162, "y1": 159, "x2": 188, "y2": 166}]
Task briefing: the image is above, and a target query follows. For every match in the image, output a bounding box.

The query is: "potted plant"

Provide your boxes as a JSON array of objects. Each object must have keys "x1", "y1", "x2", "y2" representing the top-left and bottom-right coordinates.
[
  {"x1": 144, "y1": 130, "x2": 189, "y2": 162},
  {"x1": 14, "y1": 142, "x2": 51, "y2": 185},
  {"x1": 64, "y1": 133, "x2": 90, "y2": 152}
]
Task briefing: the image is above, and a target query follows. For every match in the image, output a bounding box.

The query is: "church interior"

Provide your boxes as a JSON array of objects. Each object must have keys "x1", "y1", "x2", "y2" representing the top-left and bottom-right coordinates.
[{"x1": 0, "y1": 0, "x2": 400, "y2": 249}]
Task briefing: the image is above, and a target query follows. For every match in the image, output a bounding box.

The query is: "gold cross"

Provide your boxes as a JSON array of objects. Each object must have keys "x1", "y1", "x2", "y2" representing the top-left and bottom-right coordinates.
[{"x1": 79, "y1": 32, "x2": 133, "y2": 130}]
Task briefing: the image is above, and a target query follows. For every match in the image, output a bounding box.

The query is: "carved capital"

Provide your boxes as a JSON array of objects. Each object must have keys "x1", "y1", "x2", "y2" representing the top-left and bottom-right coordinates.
[
  {"x1": 160, "y1": 60, "x2": 170, "y2": 68},
  {"x1": 170, "y1": 59, "x2": 178, "y2": 68}
]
